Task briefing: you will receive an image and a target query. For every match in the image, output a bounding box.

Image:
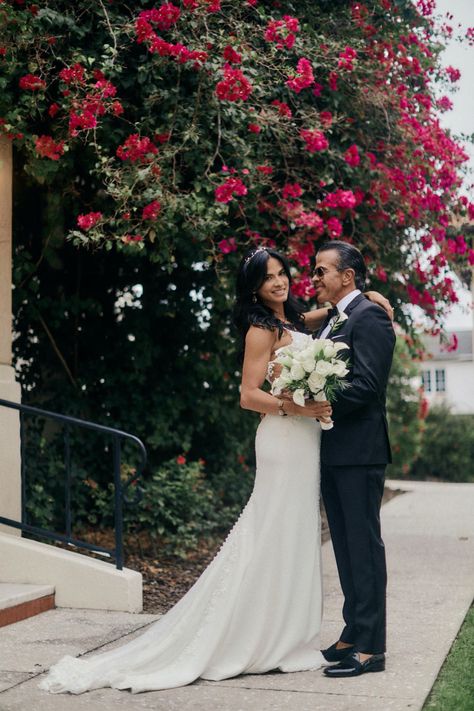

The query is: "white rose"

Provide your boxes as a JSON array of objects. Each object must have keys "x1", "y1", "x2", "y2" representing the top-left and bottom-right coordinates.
[
  {"x1": 308, "y1": 370, "x2": 326, "y2": 393},
  {"x1": 331, "y1": 360, "x2": 349, "y2": 377},
  {"x1": 334, "y1": 341, "x2": 349, "y2": 352},
  {"x1": 301, "y1": 358, "x2": 316, "y2": 373},
  {"x1": 310, "y1": 339, "x2": 326, "y2": 355},
  {"x1": 315, "y1": 359, "x2": 333, "y2": 376},
  {"x1": 297, "y1": 346, "x2": 313, "y2": 361},
  {"x1": 323, "y1": 343, "x2": 336, "y2": 358},
  {"x1": 277, "y1": 354, "x2": 294, "y2": 368},
  {"x1": 290, "y1": 362, "x2": 306, "y2": 380},
  {"x1": 292, "y1": 388, "x2": 306, "y2": 407}
]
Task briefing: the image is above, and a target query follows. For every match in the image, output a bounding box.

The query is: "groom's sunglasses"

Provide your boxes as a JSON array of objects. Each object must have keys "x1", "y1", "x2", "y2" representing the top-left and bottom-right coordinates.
[{"x1": 313, "y1": 266, "x2": 341, "y2": 278}]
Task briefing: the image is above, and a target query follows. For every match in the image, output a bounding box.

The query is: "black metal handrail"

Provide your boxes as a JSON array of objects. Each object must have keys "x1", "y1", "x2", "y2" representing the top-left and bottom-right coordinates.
[{"x1": 0, "y1": 398, "x2": 147, "y2": 570}]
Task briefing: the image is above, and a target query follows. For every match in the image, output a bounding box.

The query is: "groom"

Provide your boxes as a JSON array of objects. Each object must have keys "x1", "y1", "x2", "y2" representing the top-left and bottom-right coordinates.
[{"x1": 312, "y1": 241, "x2": 395, "y2": 677}]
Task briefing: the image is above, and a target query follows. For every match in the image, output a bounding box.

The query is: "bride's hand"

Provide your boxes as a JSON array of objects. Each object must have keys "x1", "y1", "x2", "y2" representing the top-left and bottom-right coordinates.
[
  {"x1": 282, "y1": 395, "x2": 332, "y2": 419},
  {"x1": 365, "y1": 290, "x2": 394, "y2": 321}
]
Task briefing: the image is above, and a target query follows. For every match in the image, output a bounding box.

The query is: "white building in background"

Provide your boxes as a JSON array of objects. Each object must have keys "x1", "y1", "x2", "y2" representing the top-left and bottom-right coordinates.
[{"x1": 420, "y1": 330, "x2": 474, "y2": 415}]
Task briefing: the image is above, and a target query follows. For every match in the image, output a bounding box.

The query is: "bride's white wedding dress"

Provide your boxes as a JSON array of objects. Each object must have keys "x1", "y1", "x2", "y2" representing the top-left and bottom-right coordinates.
[{"x1": 40, "y1": 330, "x2": 324, "y2": 695}]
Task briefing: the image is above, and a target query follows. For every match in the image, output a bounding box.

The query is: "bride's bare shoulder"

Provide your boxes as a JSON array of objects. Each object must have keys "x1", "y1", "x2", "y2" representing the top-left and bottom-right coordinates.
[{"x1": 245, "y1": 325, "x2": 277, "y2": 348}]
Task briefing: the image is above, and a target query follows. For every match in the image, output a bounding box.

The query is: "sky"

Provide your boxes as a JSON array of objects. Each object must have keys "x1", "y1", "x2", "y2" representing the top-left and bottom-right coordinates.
[{"x1": 433, "y1": 0, "x2": 473, "y2": 330}]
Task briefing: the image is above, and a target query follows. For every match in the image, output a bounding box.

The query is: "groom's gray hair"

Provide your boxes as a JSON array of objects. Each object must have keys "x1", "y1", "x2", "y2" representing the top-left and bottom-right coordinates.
[{"x1": 317, "y1": 241, "x2": 367, "y2": 291}]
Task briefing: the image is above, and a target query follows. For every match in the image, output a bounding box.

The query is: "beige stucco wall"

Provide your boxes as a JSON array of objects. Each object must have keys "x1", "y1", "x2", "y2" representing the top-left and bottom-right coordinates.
[{"x1": 0, "y1": 137, "x2": 21, "y2": 535}]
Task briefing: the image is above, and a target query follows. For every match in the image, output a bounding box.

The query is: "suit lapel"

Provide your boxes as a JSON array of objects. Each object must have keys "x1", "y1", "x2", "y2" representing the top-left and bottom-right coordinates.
[{"x1": 343, "y1": 292, "x2": 365, "y2": 316}]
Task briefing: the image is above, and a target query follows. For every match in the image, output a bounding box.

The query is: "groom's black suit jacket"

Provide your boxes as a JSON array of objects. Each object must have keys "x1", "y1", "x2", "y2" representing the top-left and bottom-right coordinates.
[{"x1": 317, "y1": 293, "x2": 396, "y2": 467}]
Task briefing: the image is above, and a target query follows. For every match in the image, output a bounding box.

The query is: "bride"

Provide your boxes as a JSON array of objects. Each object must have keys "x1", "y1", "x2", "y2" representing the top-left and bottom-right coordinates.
[{"x1": 40, "y1": 246, "x2": 390, "y2": 695}]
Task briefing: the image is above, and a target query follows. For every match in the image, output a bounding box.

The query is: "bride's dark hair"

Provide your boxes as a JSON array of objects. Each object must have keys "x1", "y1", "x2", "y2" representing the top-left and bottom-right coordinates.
[{"x1": 233, "y1": 247, "x2": 306, "y2": 362}]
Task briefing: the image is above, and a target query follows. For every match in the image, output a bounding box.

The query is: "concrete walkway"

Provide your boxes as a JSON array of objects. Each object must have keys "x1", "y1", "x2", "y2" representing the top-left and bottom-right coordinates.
[{"x1": 0, "y1": 479, "x2": 473, "y2": 711}]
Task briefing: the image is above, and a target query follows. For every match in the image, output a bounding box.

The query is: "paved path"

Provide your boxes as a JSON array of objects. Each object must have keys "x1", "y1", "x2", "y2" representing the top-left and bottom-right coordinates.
[{"x1": 0, "y1": 479, "x2": 473, "y2": 711}]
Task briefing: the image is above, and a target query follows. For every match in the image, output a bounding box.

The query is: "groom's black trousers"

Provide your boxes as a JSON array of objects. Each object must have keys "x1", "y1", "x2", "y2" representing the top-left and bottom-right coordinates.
[{"x1": 321, "y1": 464, "x2": 387, "y2": 655}]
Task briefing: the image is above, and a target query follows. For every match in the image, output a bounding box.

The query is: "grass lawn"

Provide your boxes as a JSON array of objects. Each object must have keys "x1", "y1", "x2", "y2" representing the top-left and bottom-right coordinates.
[{"x1": 423, "y1": 604, "x2": 474, "y2": 711}]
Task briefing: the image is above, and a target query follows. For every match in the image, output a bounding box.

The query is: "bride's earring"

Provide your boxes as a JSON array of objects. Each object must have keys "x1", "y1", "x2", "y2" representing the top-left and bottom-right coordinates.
[{"x1": 252, "y1": 293, "x2": 257, "y2": 304}]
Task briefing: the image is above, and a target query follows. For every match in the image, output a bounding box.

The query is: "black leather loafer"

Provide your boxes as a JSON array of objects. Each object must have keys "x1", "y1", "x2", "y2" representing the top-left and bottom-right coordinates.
[
  {"x1": 321, "y1": 642, "x2": 354, "y2": 663},
  {"x1": 323, "y1": 651, "x2": 385, "y2": 677}
]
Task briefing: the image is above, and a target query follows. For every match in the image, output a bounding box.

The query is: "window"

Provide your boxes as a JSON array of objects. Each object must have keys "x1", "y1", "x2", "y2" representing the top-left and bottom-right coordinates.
[
  {"x1": 435, "y1": 369, "x2": 446, "y2": 393},
  {"x1": 421, "y1": 370, "x2": 432, "y2": 392}
]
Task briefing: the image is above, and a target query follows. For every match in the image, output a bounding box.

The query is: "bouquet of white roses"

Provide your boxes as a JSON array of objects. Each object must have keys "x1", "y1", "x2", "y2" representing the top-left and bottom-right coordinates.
[{"x1": 270, "y1": 337, "x2": 350, "y2": 430}]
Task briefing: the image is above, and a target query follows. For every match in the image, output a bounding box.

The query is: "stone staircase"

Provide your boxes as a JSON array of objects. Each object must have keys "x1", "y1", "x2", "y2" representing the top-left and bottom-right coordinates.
[{"x1": 0, "y1": 583, "x2": 55, "y2": 627}]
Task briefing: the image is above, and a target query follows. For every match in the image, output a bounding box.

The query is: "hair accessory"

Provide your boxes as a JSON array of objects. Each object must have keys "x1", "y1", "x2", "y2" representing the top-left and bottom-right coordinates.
[
  {"x1": 252, "y1": 293, "x2": 257, "y2": 303},
  {"x1": 244, "y1": 247, "x2": 267, "y2": 266}
]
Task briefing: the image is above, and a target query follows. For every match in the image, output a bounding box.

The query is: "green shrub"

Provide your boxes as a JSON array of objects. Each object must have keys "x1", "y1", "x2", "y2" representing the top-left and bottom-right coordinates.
[
  {"x1": 386, "y1": 336, "x2": 426, "y2": 478},
  {"x1": 125, "y1": 457, "x2": 225, "y2": 556},
  {"x1": 410, "y1": 405, "x2": 474, "y2": 483}
]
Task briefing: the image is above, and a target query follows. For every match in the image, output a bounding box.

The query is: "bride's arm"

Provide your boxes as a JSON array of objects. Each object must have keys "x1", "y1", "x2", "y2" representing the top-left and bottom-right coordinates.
[
  {"x1": 303, "y1": 291, "x2": 393, "y2": 330},
  {"x1": 239, "y1": 326, "x2": 332, "y2": 419},
  {"x1": 302, "y1": 307, "x2": 330, "y2": 331}
]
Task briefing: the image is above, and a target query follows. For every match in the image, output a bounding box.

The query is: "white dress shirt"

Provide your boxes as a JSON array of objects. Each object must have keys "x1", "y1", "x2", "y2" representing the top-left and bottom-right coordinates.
[{"x1": 319, "y1": 289, "x2": 361, "y2": 339}]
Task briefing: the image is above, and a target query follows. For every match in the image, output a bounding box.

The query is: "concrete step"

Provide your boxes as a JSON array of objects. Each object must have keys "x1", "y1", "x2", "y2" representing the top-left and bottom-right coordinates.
[{"x1": 0, "y1": 583, "x2": 55, "y2": 628}]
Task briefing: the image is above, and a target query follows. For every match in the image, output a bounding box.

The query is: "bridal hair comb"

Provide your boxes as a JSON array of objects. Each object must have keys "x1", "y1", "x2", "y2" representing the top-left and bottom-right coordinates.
[{"x1": 244, "y1": 247, "x2": 267, "y2": 266}]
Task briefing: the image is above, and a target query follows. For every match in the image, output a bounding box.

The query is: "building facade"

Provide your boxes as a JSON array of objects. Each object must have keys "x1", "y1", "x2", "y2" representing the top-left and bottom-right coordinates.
[{"x1": 420, "y1": 329, "x2": 474, "y2": 415}]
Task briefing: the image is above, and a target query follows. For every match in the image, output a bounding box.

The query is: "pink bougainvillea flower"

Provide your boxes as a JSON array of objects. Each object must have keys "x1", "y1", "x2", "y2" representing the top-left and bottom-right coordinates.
[
  {"x1": 286, "y1": 58, "x2": 314, "y2": 93},
  {"x1": 270, "y1": 100, "x2": 292, "y2": 118},
  {"x1": 319, "y1": 110, "x2": 333, "y2": 127},
  {"x1": 138, "y1": 4, "x2": 181, "y2": 31},
  {"x1": 184, "y1": 0, "x2": 220, "y2": 13},
  {"x1": 69, "y1": 110, "x2": 98, "y2": 135},
  {"x1": 77, "y1": 211, "x2": 102, "y2": 230},
  {"x1": 176, "y1": 454, "x2": 186, "y2": 465},
  {"x1": 35, "y1": 135, "x2": 65, "y2": 160},
  {"x1": 116, "y1": 134, "x2": 158, "y2": 163},
  {"x1": 326, "y1": 216, "x2": 343, "y2": 238},
  {"x1": 256, "y1": 165, "x2": 273, "y2": 174},
  {"x1": 436, "y1": 96, "x2": 453, "y2": 112},
  {"x1": 323, "y1": 189, "x2": 357, "y2": 210},
  {"x1": 142, "y1": 200, "x2": 161, "y2": 220},
  {"x1": 416, "y1": 0, "x2": 436, "y2": 16},
  {"x1": 223, "y1": 45, "x2": 242, "y2": 64},
  {"x1": 328, "y1": 71, "x2": 338, "y2": 90},
  {"x1": 282, "y1": 183, "x2": 303, "y2": 199},
  {"x1": 48, "y1": 103, "x2": 60, "y2": 118},
  {"x1": 214, "y1": 177, "x2": 248, "y2": 203},
  {"x1": 215, "y1": 64, "x2": 252, "y2": 101},
  {"x1": 338, "y1": 46, "x2": 357, "y2": 70},
  {"x1": 445, "y1": 66, "x2": 461, "y2": 82},
  {"x1": 218, "y1": 237, "x2": 237, "y2": 254},
  {"x1": 300, "y1": 128, "x2": 329, "y2": 153},
  {"x1": 295, "y1": 211, "x2": 325, "y2": 233},
  {"x1": 59, "y1": 63, "x2": 86, "y2": 84},
  {"x1": 19, "y1": 74, "x2": 46, "y2": 90},
  {"x1": 248, "y1": 123, "x2": 261, "y2": 133},
  {"x1": 344, "y1": 144, "x2": 360, "y2": 167},
  {"x1": 264, "y1": 15, "x2": 300, "y2": 50}
]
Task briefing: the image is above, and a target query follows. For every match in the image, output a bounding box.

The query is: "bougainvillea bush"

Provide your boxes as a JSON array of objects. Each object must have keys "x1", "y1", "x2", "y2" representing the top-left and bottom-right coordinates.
[
  {"x1": 2, "y1": 0, "x2": 473, "y2": 312},
  {"x1": 0, "y1": 0, "x2": 473, "y2": 540}
]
